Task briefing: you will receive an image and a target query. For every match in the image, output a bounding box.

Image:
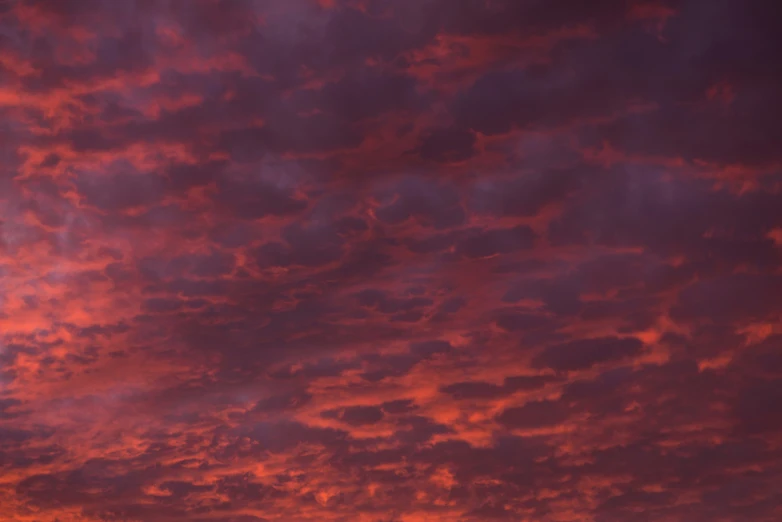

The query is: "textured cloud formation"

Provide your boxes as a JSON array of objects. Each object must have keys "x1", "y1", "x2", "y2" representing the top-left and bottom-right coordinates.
[{"x1": 1, "y1": 0, "x2": 781, "y2": 520}]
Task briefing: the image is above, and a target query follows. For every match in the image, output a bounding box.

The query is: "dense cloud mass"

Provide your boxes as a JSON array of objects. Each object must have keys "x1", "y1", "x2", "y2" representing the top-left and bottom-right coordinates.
[{"x1": 1, "y1": 0, "x2": 781, "y2": 520}]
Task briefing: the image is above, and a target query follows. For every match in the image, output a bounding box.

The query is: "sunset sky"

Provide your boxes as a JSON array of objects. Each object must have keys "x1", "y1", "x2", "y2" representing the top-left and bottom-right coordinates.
[{"x1": 1, "y1": 0, "x2": 781, "y2": 520}]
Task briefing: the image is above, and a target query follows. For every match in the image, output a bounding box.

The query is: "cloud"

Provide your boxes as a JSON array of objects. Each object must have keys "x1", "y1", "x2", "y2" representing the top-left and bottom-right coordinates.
[
  {"x1": 533, "y1": 336, "x2": 645, "y2": 372},
  {"x1": 0, "y1": 0, "x2": 780, "y2": 521}
]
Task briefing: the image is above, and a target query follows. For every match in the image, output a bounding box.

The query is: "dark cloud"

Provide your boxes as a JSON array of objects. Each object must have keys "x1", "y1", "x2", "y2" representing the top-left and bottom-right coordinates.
[
  {"x1": 533, "y1": 336, "x2": 645, "y2": 372},
  {"x1": 339, "y1": 405, "x2": 385, "y2": 426},
  {"x1": 416, "y1": 126, "x2": 477, "y2": 163},
  {"x1": 471, "y1": 166, "x2": 586, "y2": 218},
  {"x1": 441, "y1": 381, "x2": 506, "y2": 400},
  {"x1": 734, "y1": 378, "x2": 782, "y2": 435},
  {"x1": 213, "y1": 176, "x2": 308, "y2": 220},
  {"x1": 497, "y1": 400, "x2": 570, "y2": 430},
  {"x1": 73, "y1": 168, "x2": 165, "y2": 212},
  {"x1": 671, "y1": 274, "x2": 782, "y2": 324},
  {"x1": 374, "y1": 177, "x2": 466, "y2": 230},
  {"x1": 458, "y1": 225, "x2": 536, "y2": 258}
]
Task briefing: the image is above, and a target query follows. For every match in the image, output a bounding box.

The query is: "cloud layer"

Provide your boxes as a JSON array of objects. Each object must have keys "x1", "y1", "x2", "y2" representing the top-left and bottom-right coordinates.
[{"x1": 1, "y1": 0, "x2": 781, "y2": 520}]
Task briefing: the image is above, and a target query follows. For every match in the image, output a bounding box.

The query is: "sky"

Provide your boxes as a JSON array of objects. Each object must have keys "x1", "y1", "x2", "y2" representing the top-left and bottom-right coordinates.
[{"x1": 0, "y1": 0, "x2": 781, "y2": 520}]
